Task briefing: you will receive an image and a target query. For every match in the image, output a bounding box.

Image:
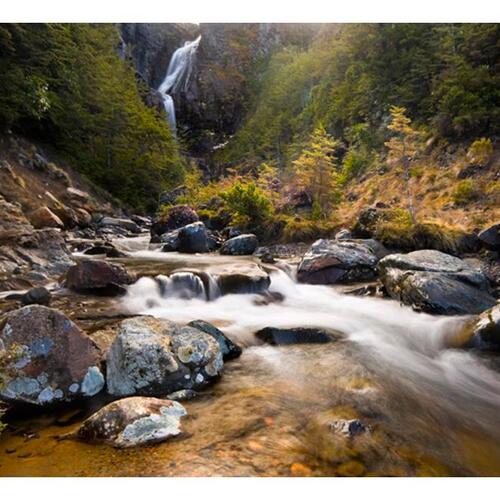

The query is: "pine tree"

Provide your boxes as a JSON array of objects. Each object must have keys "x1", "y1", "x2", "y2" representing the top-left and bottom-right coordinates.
[
  {"x1": 292, "y1": 126, "x2": 341, "y2": 219},
  {"x1": 385, "y1": 105, "x2": 422, "y2": 221}
]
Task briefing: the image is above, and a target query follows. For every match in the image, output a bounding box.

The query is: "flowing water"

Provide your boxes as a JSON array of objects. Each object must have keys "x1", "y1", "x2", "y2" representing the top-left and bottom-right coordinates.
[
  {"x1": 158, "y1": 36, "x2": 201, "y2": 131},
  {"x1": 1, "y1": 247, "x2": 499, "y2": 476}
]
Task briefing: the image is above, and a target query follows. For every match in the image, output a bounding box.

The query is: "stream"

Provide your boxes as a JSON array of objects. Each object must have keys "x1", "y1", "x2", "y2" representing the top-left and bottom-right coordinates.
[{"x1": 1, "y1": 239, "x2": 499, "y2": 476}]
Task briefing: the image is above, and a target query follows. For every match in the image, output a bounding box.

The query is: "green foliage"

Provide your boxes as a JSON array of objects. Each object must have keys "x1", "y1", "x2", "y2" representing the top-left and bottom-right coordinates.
[
  {"x1": 222, "y1": 24, "x2": 499, "y2": 168},
  {"x1": 452, "y1": 179, "x2": 477, "y2": 205},
  {"x1": 279, "y1": 215, "x2": 337, "y2": 243},
  {"x1": 0, "y1": 24, "x2": 184, "y2": 211},
  {"x1": 467, "y1": 138, "x2": 494, "y2": 165},
  {"x1": 220, "y1": 181, "x2": 274, "y2": 228}
]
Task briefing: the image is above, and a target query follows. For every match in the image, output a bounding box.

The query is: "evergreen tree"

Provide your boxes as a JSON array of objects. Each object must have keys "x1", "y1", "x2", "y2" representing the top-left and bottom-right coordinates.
[{"x1": 292, "y1": 126, "x2": 341, "y2": 219}]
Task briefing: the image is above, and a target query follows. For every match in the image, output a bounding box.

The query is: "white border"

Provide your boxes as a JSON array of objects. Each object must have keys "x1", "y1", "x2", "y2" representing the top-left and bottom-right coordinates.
[{"x1": 0, "y1": 0, "x2": 499, "y2": 22}]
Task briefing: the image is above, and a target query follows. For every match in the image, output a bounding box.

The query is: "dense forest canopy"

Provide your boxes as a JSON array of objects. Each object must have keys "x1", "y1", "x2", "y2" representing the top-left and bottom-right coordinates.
[
  {"x1": 218, "y1": 23, "x2": 500, "y2": 166},
  {"x1": 0, "y1": 23, "x2": 184, "y2": 211}
]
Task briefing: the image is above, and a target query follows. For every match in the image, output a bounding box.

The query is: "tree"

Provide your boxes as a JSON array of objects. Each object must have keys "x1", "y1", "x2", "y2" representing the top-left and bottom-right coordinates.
[
  {"x1": 384, "y1": 105, "x2": 422, "y2": 221},
  {"x1": 292, "y1": 126, "x2": 341, "y2": 219}
]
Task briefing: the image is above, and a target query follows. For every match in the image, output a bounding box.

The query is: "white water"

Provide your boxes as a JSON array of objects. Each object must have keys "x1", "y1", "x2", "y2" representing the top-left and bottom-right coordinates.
[
  {"x1": 158, "y1": 35, "x2": 201, "y2": 131},
  {"x1": 122, "y1": 267, "x2": 500, "y2": 434}
]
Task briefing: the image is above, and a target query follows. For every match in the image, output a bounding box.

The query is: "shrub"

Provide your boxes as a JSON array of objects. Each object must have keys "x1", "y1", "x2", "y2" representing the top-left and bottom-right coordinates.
[
  {"x1": 467, "y1": 138, "x2": 494, "y2": 166},
  {"x1": 279, "y1": 215, "x2": 337, "y2": 243},
  {"x1": 341, "y1": 148, "x2": 372, "y2": 182},
  {"x1": 452, "y1": 180, "x2": 477, "y2": 205},
  {"x1": 220, "y1": 181, "x2": 274, "y2": 228}
]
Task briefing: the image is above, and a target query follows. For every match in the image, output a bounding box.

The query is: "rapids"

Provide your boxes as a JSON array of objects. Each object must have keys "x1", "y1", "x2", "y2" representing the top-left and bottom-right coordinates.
[{"x1": 1, "y1": 249, "x2": 499, "y2": 476}]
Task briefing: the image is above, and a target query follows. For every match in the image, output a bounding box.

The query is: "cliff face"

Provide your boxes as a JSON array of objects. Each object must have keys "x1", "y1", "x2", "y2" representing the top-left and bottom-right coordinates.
[{"x1": 120, "y1": 23, "x2": 320, "y2": 158}]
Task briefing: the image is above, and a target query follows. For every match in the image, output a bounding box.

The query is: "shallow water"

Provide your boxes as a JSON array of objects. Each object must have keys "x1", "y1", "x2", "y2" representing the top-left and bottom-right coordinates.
[{"x1": 1, "y1": 250, "x2": 499, "y2": 476}]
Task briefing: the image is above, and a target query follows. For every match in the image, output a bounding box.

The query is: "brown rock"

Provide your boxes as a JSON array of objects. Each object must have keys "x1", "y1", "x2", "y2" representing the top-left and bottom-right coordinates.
[
  {"x1": 29, "y1": 207, "x2": 64, "y2": 229},
  {"x1": 65, "y1": 259, "x2": 134, "y2": 295},
  {"x1": 0, "y1": 305, "x2": 104, "y2": 405}
]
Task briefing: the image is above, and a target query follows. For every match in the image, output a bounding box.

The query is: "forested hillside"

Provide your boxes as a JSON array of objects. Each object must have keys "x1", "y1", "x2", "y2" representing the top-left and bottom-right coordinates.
[{"x1": 0, "y1": 24, "x2": 184, "y2": 211}]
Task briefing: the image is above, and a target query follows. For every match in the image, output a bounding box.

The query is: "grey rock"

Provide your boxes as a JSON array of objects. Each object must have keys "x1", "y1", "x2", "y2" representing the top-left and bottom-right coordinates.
[
  {"x1": 297, "y1": 239, "x2": 382, "y2": 285},
  {"x1": 106, "y1": 316, "x2": 223, "y2": 397},
  {"x1": 378, "y1": 250, "x2": 496, "y2": 315},
  {"x1": 99, "y1": 217, "x2": 140, "y2": 234},
  {"x1": 208, "y1": 263, "x2": 270, "y2": 295},
  {"x1": 75, "y1": 397, "x2": 187, "y2": 448},
  {"x1": 255, "y1": 327, "x2": 339, "y2": 345},
  {"x1": 220, "y1": 234, "x2": 258, "y2": 255},
  {"x1": 177, "y1": 222, "x2": 209, "y2": 253},
  {"x1": 478, "y1": 223, "x2": 500, "y2": 250},
  {"x1": 188, "y1": 320, "x2": 242, "y2": 360}
]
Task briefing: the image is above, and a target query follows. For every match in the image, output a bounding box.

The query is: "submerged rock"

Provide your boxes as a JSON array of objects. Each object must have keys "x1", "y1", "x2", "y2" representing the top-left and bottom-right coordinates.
[
  {"x1": 177, "y1": 221, "x2": 209, "y2": 253},
  {"x1": 209, "y1": 263, "x2": 270, "y2": 295},
  {"x1": 0, "y1": 305, "x2": 104, "y2": 405},
  {"x1": 75, "y1": 397, "x2": 187, "y2": 448},
  {"x1": 106, "y1": 316, "x2": 223, "y2": 397},
  {"x1": 220, "y1": 234, "x2": 258, "y2": 255},
  {"x1": 188, "y1": 320, "x2": 242, "y2": 360},
  {"x1": 329, "y1": 419, "x2": 370, "y2": 438},
  {"x1": 297, "y1": 239, "x2": 381, "y2": 285},
  {"x1": 378, "y1": 250, "x2": 496, "y2": 315},
  {"x1": 65, "y1": 259, "x2": 134, "y2": 295},
  {"x1": 255, "y1": 327, "x2": 338, "y2": 345}
]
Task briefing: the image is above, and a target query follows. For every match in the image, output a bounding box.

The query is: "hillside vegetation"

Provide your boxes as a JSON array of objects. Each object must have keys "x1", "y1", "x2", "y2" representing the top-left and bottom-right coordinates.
[{"x1": 0, "y1": 24, "x2": 184, "y2": 211}]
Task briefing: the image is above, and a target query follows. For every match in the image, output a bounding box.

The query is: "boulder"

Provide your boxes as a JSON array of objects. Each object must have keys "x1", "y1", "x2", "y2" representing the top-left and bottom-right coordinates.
[
  {"x1": 297, "y1": 239, "x2": 381, "y2": 285},
  {"x1": 106, "y1": 316, "x2": 223, "y2": 397},
  {"x1": 66, "y1": 187, "x2": 91, "y2": 207},
  {"x1": 177, "y1": 221, "x2": 209, "y2": 253},
  {"x1": 188, "y1": 320, "x2": 242, "y2": 360},
  {"x1": 220, "y1": 234, "x2": 258, "y2": 255},
  {"x1": 159, "y1": 230, "x2": 180, "y2": 252},
  {"x1": 378, "y1": 250, "x2": 496, "y2": 315},
  {"x1": 65, "y1": 260, "x2": 134, "y2": 295},
  {"x1": 0, "y1": 305, "x2": 104, "y2": 405},
  {"x1": 208, "y1": 263, "x2": 271, "y2": 295},
  {"x1": 75, "y1": 397, "x2": 186, "y2": 448},
  {"x1": 150, "y1": 205, "x2": 199, "y2": 242},
  {"x1": 352, "y1": 207, "x2": 386, "y2": 238},
  {"x1": 255, "y1": 327, "x2": 338, "y2": 345},
  {"x1": 478, "y1": 223, "x2": 500, "y2": 250},
  {"x1": 469, "y1": 304, "x2": 500, "y2": 349},
  {"x1": 75, "y1": 208, "x2": 92, "y2": 228},
  {"x1": 99, "y1": 217, "x2": 140, "y2": 234},
  {"x1": 29, "y1": 207, "x2": 64, "y2": 229}
]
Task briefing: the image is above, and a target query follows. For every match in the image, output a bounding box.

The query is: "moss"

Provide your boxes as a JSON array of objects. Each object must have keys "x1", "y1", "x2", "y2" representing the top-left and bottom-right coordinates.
[{"x1": 279, "y1": 215, "x2": 337, "y2": 243}]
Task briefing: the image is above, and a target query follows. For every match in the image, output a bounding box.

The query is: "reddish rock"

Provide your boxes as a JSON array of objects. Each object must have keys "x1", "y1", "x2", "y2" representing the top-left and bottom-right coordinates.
[
  {"x1": 151, "y1": 205, "x2": 199, "y2": 242},
  {"x1": 0, "y1": 305, "x2": 104, "y2": 405},
  {"x1": 65, "y1": 259, "x2": 134, "y2": 295}
]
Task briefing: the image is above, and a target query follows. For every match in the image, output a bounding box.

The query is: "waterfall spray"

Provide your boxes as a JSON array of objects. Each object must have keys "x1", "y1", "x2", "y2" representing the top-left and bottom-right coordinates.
[{"x1": 158, "y1": 35, "x2": 201, "y2": 131}]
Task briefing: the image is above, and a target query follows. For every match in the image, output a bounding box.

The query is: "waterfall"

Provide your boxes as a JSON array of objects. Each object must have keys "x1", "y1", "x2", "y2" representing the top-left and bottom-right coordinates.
[{"x1": 158, "y1": 35, "x2": 201, "y2": 131}]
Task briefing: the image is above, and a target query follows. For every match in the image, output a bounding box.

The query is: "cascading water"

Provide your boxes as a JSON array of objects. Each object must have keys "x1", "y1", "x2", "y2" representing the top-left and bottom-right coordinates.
[{"x1": 158, "y1": 35, "x2": 201, "y2": 131}]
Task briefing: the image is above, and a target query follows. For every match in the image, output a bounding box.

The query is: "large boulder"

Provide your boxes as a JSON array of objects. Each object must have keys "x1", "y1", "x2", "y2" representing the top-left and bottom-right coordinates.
[
  {"x1": 208, "y1": 263, "x2": 271, "y2": 295},
  {"x1": 75, "y1": 397, "x2": 187, "y2": 448},
  {"x1": 378, "y1": 250, "x2": 496, "y2": 315},
  {"x1": 150, "y1": 205, "x2": 199, "y2": 242},
  {"x1": 0, "y1": 305, "x2": 104, "y2": 405},
  {"x1": 65, "y1": 259, "x2": 134, "y2": 295},
  {"x1": 188, "y1": 320, "x2": 242, "y2": 360},
  {"x1": 220, "y1": 234, "x2": 258, "y2": 255},
  {"x1": 297, "y1": 239, "x2": 381, "y2": 285},
  {"x1": 177, "y1": 222, "x2": 209, "y2": 253},
  {"x1": 106, "y1": 316, "x2": 223, "y2": 397},
  {"x1": 478, "y1": 223, "x2": 500, "y2": 250}
]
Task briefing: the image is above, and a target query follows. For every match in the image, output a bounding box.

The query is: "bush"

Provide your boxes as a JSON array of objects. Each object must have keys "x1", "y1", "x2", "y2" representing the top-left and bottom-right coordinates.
[
  {"x1": 340, "y1": 148, "x2": 372, "y2": 183},
  {"x1": 467, "y1": 138, "x2": 494, "y2": 166},
  {"x1": 220, "y1": 181, "x2": 274, "y2": 228},
  {"x1": 452, "y1": 180, "x2": 477, "y2": 205}
]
